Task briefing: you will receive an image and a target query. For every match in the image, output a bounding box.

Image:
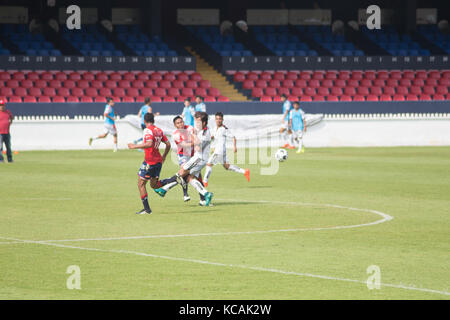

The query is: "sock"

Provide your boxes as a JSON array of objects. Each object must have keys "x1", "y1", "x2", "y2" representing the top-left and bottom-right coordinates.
[
  {"x1": 283, "y1": 131, "x2": 288, "y2": 144},
  {"x1": 228, "y1": 164, "x2": 245, "y2": 174},
  {"x1": 198, "y1": 178, "x2": 205, "y2": 201},
  {"x1": 298, "y1": 138, "x2": 303, "y2": 151},
  {"x1": 289, "y1": 134, "x2": 294, "y2": 146},
  {"x1": 190, "y1": 179, "x2": 207, "y2": 196},
  {"x1": 182, "y1": 178, "x2": 189, "y2": 197},
  {"x1": 204, "y1": 166, "x2": 213, "y2": 183},
  {"x1": 141, "y1": 194, "x2": 151, "y2": 212},
  {"x1": 159, "y1": 175, "x2": 178, "y2": 191}
]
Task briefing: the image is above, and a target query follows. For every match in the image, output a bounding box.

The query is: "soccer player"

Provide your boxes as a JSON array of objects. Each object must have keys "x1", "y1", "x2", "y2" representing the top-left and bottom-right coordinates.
[
  {"x1": 154, "y1": 112, "x2": 213, "y2": 206},
  {"x1": 172, "y1": 115, "x2": 195, "y2": 202},
  {"x1": 0, "y1": 99, "x2": 14, "y2": 163},
  {"x1": 128, "y1": 113, "x2": 177, "y2": 215},
  {"x1": 289, "y1": 101, "x2": 307, "y2": 154},
  {"x1": 194, "y1": 95, "x2": 206, "y2": 112},
  {"x1": 280, "y1": 94, "x2": 294, "y2": 149},
  {"x1": 89, "y1": 97, "x2": 118, "y2": 152},
  {"x1": 181, "y1": 98, "x2": 195, "y2": 127},
  {"x1": 203, "y1": 112, "x2": 249, "y2": 187}
]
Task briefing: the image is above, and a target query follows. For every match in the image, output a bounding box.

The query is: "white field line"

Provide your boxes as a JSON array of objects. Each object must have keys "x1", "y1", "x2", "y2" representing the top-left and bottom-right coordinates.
[
  {"x1": 13, "y1": 199, "x2": 393, "y2": 243},
  {"x1": 0, "y1": 235, "x2": 448, "y2": 297}
]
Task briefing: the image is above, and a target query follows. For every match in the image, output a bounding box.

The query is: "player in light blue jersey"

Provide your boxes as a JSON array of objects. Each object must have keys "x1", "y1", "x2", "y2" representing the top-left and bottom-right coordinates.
[
  {"x1": 182, "y1": 98, "x2": 195, "y2": 127},
  {"x1": 194, "y1": 95, "x2": 206, "y2": 112},
  {"x1": 134, "y1": 97, "x2": 160, "y2": 145},
  {"x1": 289, "y1": 101, "x2": 307, "y2": 154},
  {"x1": 89, "y1": 97, "x2": 118, "y2": 152},
  {"x1": 280, "y1": 94, "x2": 294, "y2": 149}
]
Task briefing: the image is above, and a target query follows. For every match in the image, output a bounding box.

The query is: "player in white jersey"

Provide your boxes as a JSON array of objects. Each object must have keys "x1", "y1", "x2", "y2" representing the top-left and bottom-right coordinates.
[
  {"x1": 172, "y1": 115, "x2": 195, "y2": 202},
  {"x1": 203, "y1": 112, "x2": 250, "y2": 187},
  {"x1": 289, "y1": 101, "x2": 307, "y2": 154},
  {"x1": 154, "y1": 112, "x2": 213, "y2": 206}
]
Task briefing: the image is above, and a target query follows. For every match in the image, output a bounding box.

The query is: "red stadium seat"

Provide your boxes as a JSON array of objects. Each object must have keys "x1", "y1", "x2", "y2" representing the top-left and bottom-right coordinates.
[
  {"x1": 242, "y1": 80, "x2": 254, "y2": 90},
  {"x1": 77, "y1": 80, "x2": 90, "y2": 89},
  {"x1": 14, "y1": 88, "x2": 27, "y2": 97},
  {"x1": 199, "y1": 80, "x2": 211, "y2": 88},
  {"x1": 66, "y1": 96, "x2": 79, "y2": 103},
  {"x1": 260, "y1": 96, "x2": 272, "y2": 102},
  {"x1": 208, "y1": 88, "x2": 220, "y2": 97},
  {"x1": 109, "y1": 72, "x2": 122, "y2": 81},
  {"x1": 8, "y1": 96, "x2": 22, "y2": 102},
  {"x1": 347, "y1": 79, "x2": 359, "y2": 87},
  {"x1": 433, "y1": 94, "x2": 445, "y2": 101},
  {"x1": 260, "y1": 72, "x2": 273, "y2": 80},
  {"x1": 406, "y1": 94, "x2": 418, "y2": 101},
  {"x1": 278, "y1": 87, "x2": 290, "y2": 96},
  {"x1": 251, "y1": 88, "x2": 264, "y2": 97},
  {"x1": 20, "y1": 79, "x2": 33, "y2": 89},
  {"x1": 286, "y1": 72, "x2": 298, "y2": 80},
  {"x1": 383, "y1": 87, "x2": 395, "y2": 95},
  {"x1": 379, "y1": 94, "x2": 392, "y2": 101},
  {"x1": 144, "y1": 80, "x2": 158, "y2": 89},
  {"x1": 350, "y1": 71, "x2": 363, "y2": 80},
  {"x1": 113, "y1": 88, "x2": 126, "y2": 97},
  {"x1": 233, "y1": 72, "x2": 245, "y2": 82},
  {"x1": 338, "y1": 72, "x2": 350, "y2": 80},
  {"x1": 6, "y1": 79, "x2": 19, "y2": 88},
  {"x1": 396, "y1": 86, "x2": 408, "y2": 95},
  {"x1": 353, "y1": 95, "x2": 365, "y2": 101},
  {"x1": 419, "y1": 94, "x2": 431, "y2": 101},
  {"x1": 339, "y1": 95, "x2": 352, "y2": 101},
  {"x1": 272, "y1": 96, "x2": 282, "y2": 102},
  {"x1": 204, "y1": 96, "x2": 216, "y2": 102},
  {"x1": 135, "y1": 96, "x2": 146, "y2": 103},
  {"x1": 180, "y1": 88, "x2": 193, "y2": 97},
  {"x1": 268, "y1": 80, "x2": 281, "y2": 88},
  {"x1": 159, "y1": 80, "x2": 172, "y2": 89},
  {"x1": 190, "y1": 73, "x2": 202, "y2": 81},
  {"x1": 28, "y1": 88, "x2": 42, "y2": 97},
  {"x1": 82, "y1": 72, "x2": 95, "y2": 81},
  {"x1": 389, "y1": 71, "x2": 402, "y2": 80},
  {"x1": 326, "y1": 95, "x2": 339, "y2": 101},
  {"x1": 80, "y1": 97, "x2": 93, "y2": 102},
  {"x1": 185, "y1": 80, "x2": 198, "y2": 88},
  {"x1": 373, "y1": 79, "x2": 385, "y2": 87},
  {"x1": 105, "y1": 80, "x2": 117, "y2": 89},
  {"x1": 41, "y1": 72, "x2": 54, "y2": 81},
  {"x1": 402, "y1": 71, "x2": 415, "y2": 79},
  {"x1": 12, "y1": 72, "x2": 25, "y2": 80},
  {"x1": 176, "y1": 73, "x2": 189, "y2": 82},
  {"x1": 118, "y1": 80, "x2": 131, "y2": 88},
  {"x1": 166, "y1": 88, "x2": 179, "y2": 97},
  {"x1": 255, "y1": 80, "x2": 268, "y2": 88},
  {"x1": 423, "y1": 86, "x2": 435, "y2": 95},
  {"x1": 312, "y1": 71, "x2": 324, "y2": 80},
  {"x1": 357, "y1": 87, "x2": 369, "y2": 95},
  {"x1": 62, "y1": 80, "x2": 76, "y2": 89},
  {"x1": 299, "y1": 72, "x2": 311, "y2": 80},
  {"x1": 98, "y1": 88, "x2": 111, "y2": 97},
  {"x1": 438, "y1": 78, "x2": 449, "y2": 86},
  {"x1": 291, "y1": 87, "x2": 303, "y2": 96},
  {"x1": 273, "y1": 72, "x2": 285, "y2": 81},
  {"x1": 150, "y1": 72, "x2": 162, "y2": 81},
  {"x1": 94, "y1": 96, "x2": 107, "y2": 102},
  {"x1": 322, "y1": 79, "x2": 333, "y2": 88},
  {"x1": 71, "y1": 88, "x2": 84, "y2": 97},
  {"x1": 68, "y1": 72, "x2": 81, "y2": 81},
  {"x1": 130, "y1": 80, "x2": 144, "y2": 89},
  {"x1": 0, "y1": 72, "x2": 11, "y2": 81},
  {"x1": 370, "y1": 86, "x2": 382, "y2": 96},
  {"x1": 194, "y1": 88, "x2": 207, "y2": 96},
  {"x1": 303, "y1": 87, "x2": 316, "y2": 96},
  {"x1": 95, "y1": 72, "x2": 108, "y2": 81},
  {"x1": 313, "y1": 95, "x2": 325, "y2": 101},
  {"x1": 393, "y1": 94, "x2": 405, "y2": 101},
  {"x1": 436, "y1": 86, "x2": 448, "y2": 95},
  {"x1": 409, "y1": 86, "x2": 422, "y2": 95},
  {"x1": 360, "y1": 79, "x2": 372, "y2": 87},
  {"x1": 264, "y1": 87, "x2": 277, "y2": 97},
  {"x1": 334, "y1": 79, "x2": 346, "y2": 87},
  {"x1": 308, "y1": 79, "x2": 320, "y2": 88},
  {"x1": 38, "y1": 96, "x2": 52, "y2": 102},
  {"x1": 428, "y1": 71, "x2": 441, "y2": 79},
  {"x1": 287, "y1": 95, "x2": 298, "y2": 102},
  {"x1": 150, "y1": 96, "x2": 162, "y2": 102},
  {"x1": 43, "y1": 87, "x2": 56, "y2": 96},
  {"x1": 344, "y1": 87, "x2": 356, "y2": 95},
  {"x1": 122, "y1": 96, "x2": 135, "y2": 102},
  {"x1": 330, "y1": 87, "x2": 343, "y2": 96},
  {"x1": 57, "y1": 88, "x2": 71, "y2": 97},
  {"x1": 300, "y1": 96, "x2": 312, "y2": 102},
  {"x1": 294, "y1": 79, "x2": 307, "y2": 88},
  {"x1": 366, "y1": 95, "x2": 378, "y2": 101},
  {"x1": 153, "y1": 88, "x2": 166, "y2": 96},
  {"x1": 136, "y1": 72, "x2": 149, "y2": 81},
  {"x1": 364, "y1": 71, "x2": 376, "y2": 80},
  {"x1": 377, "y1": 71, "x2": 389, "y2": 80},
  {"x1": 246, "y1": 72, "x2": 259, "y2": 81},
  {"x1": 325, "y1": 72, "x2": 337, "y2": 80},
  {"x1": 317, "y1": 87, "x2": 329, "y2": 96},
  {"x1": 52, "y1": 96, "x2": 66, "y2": 102},
  {"x1": 217, "y1": 96, "x2": 230, "y2": 102},
  {"x1": 126, "y1": 88, "x2": 140, "y2": 97},
  {"x1": 49, "y1": 80, "x2": 62, "y2": 89},
  {"x1": 123, "y1": 72, "x2": 136, "y2": 81},
  {"x1": 23, "y1": 96, "x2": 36, "y2": 102},
  {"x1": 281, "y1": 80, "x2": 294, "y2": 88}
]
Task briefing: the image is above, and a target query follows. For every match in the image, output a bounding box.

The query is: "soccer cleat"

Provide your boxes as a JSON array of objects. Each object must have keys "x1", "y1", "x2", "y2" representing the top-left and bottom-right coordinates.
[
  {"x1": 296, "y1": 150, "x2": 302, "y2": 154},
  {"x1": 301, "y1": 147, "x2": 305, "y2": 153},
  {"x1": 281, "y1": 143, "x2": 289, "y2": 148},
  {"x1": 153, "y1": 188, "x2": 166, "y2": 197},
  {"x1": 199, "y1": 200, "x2": 206, "y2": 206},
  {"x1": 136, "y1": 209, "x2": 152, "y2": 215},
  {"x1": 204, "y1": 182, "x2": 208, "y2": 187},
  {"x1": 286, "y1": 145, "x2": 295, "y2": 149},
  {"x1": 244, "y1": 169, "x2": 250, "y2": 182},
  {"x1": 204, "y1": 192, "x2": 213, "y2": 206},
  {"x1": 89, "y1": 138, "x2": 93, "y2": 146},
  {"x1": 184, "y1": 195, "x2": 191, "y2": 202}
]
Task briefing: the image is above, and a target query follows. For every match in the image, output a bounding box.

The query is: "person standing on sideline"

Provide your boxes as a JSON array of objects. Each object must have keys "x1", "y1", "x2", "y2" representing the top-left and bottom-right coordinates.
[
  {"x1": 182, "y1": 98, "x2": 195, "y2": 127},
  {"x1": 89, "y1": 97, "x2": 118, "y2": 152},
  {"x1": 194, "y1": 95, "x2": 206, "y2": 112},
  {"x1": 0, "y1": 99, "x2": 14, "y2": 163}
]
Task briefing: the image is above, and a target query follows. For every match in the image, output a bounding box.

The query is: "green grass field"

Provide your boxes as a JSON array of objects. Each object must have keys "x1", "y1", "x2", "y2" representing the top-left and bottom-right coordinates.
[{"x1": 0, "y1": 147, "x2": 449, "y2": 300}]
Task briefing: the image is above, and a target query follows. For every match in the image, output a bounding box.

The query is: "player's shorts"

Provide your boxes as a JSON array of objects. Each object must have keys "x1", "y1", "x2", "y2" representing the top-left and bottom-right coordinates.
[
  {"x1": 104, "y1": 123, "x2": 117, "y2": 135},
  {"x1": 281, "y1": 121, "x2": 291, "y2": 131},
  {"x1": 292, "y1": 130, "x2": 304, "y2": 140},
  {"x1": 177, "y1": 154, "x2": 191, "y2": 166},
  {"x1": 207, "y1": 152, "x2": 227, "y2": 165},
  {"x1": 182, "y1": 154, "x2": 206, "y2": 178},
  {"x1": 138, "y1": 161, "x2": 162, "y2": 181}
]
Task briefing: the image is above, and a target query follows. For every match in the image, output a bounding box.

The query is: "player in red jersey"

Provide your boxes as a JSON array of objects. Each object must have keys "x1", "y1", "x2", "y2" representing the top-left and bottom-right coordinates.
[
  {"x1": 127, "y1": 113, "x2": 177, "y2": 215},
  {"x1": 172, "y1": 116, "x2": 195, "y2": 202}
]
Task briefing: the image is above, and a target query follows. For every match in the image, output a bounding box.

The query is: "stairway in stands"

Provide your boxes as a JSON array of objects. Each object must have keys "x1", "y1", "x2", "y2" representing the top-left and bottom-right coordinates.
[{"x1": 185, "y1": 46, "x2": 249, "y2": 101}]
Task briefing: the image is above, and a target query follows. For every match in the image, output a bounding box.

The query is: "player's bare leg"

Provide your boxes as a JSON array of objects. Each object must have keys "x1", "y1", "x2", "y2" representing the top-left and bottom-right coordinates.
[
  {"x1": 136, "y1": 178, "x2": 152, "y2": 214},
  {"x1": 89, "y1": 132, "x2": 108, "y2": 146},
  {"x1": 113, "y1": 134, "x2": 118, "y2": 152},
  {"x1": 286, "y1": 129, "x2": 295, "y2": 149}
]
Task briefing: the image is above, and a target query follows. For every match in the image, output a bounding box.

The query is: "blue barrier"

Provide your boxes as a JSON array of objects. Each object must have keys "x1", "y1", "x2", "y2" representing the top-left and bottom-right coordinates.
[{"x1": 6, "y1": 101, "x2": 450, "y2": 118}]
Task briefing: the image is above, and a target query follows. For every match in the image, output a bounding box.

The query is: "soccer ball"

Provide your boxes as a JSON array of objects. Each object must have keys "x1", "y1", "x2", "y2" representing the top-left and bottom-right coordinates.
[{"x1": 275, "y1": 149, "x2": 288, "y2": 162}]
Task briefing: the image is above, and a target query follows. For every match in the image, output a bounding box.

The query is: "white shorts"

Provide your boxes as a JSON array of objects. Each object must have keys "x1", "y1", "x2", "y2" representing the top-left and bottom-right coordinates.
[
  {"x1": 281, "y1": 121, "x2": 291, "y2": 131},
  {"x1": 292, "y1": 130, "x2": 303, "y2": 140},
  {"x1": 207, "y1": 152, "x2": 227, "y2": 165},
  {"x1": 104, "y1": 124, "x2": 117, "y2": 135},
  {"x1": 177, "y1": 154, "x2": 191, "y2": 166},
  {"x1": 182, "y1": 154, "x2": 206, "y2": 178}
]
